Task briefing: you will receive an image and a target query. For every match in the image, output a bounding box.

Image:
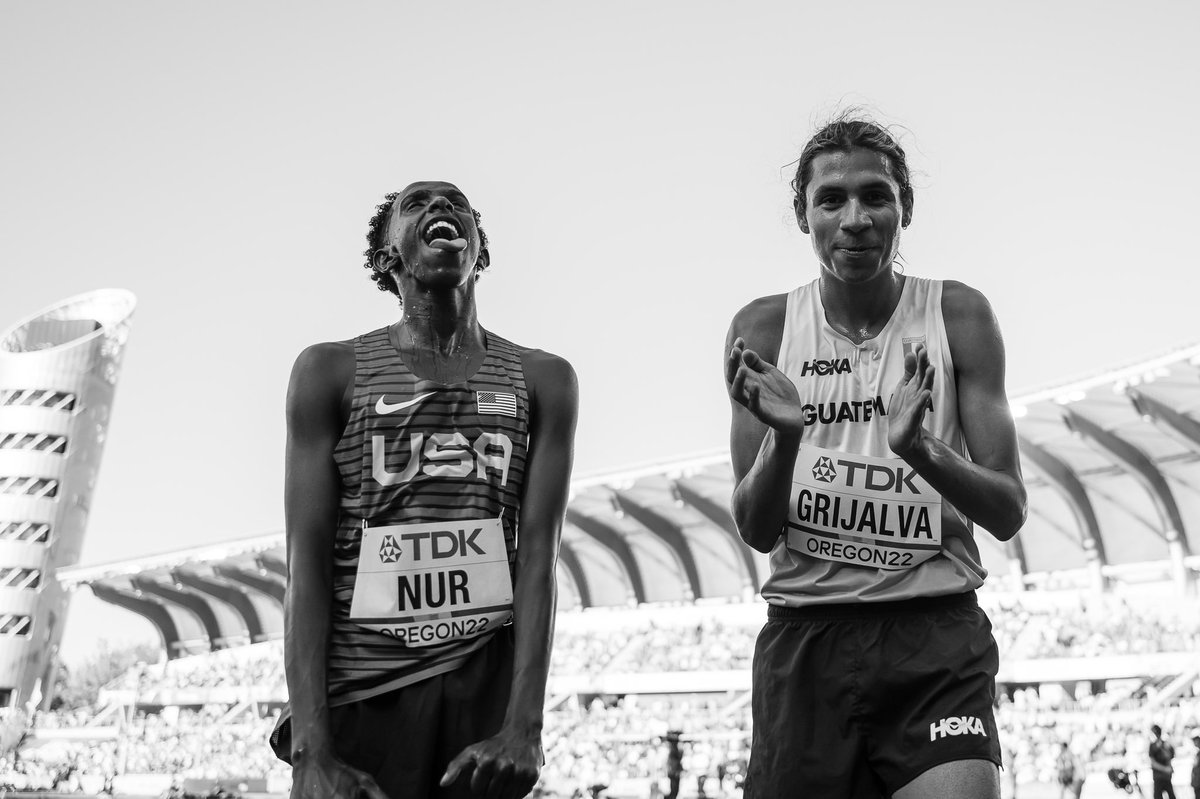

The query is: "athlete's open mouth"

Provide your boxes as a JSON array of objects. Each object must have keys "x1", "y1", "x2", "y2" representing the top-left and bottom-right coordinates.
[{"x1": 422, "y1": 218, "x2": 461, "y2": 244}]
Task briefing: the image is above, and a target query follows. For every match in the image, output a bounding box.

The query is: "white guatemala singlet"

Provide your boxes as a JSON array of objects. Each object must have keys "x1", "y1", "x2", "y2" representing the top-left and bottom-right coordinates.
[{"x1": 761, "y1": 275, "x2": 987, "y2": 606}]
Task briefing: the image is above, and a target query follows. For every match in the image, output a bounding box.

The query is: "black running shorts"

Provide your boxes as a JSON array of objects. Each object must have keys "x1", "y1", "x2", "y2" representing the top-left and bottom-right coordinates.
[
  {"x1": 273, "y1": 626, "x2": 515, "y2": 799},
  {"x1": 745, "y1": 591, "x2": 1001, "y2": 799}
]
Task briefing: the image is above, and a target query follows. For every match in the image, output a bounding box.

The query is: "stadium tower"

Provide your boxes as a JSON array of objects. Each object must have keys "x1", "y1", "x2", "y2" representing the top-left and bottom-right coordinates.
[{"x1": 0, "y1": 290, "x2": 136, "y2": 711}]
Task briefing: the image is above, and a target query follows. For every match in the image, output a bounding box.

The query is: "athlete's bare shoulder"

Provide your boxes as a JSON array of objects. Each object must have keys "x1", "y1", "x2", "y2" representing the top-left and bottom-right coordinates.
[
  {"x1": 296, "y1": 339, "x2": 355, "y2": 364},
  {"x1": 940, "y1": 280, "x2": 1005, "y2": 374},
  {"x1": 518, "y1": 348, "x2": 578, "y2": 412},
  {"x1": 288, "y1": 339, "x2": 356, "y2": 422},
  {"x1": 727, "y1": 293, "x2": 788, "y2": 365},
  {"x1": 292, "y1": 340, "x2": 355, "y2": 388},
  {"x1": 940, "y1": 280, "x2": 997, "y2": 329}
]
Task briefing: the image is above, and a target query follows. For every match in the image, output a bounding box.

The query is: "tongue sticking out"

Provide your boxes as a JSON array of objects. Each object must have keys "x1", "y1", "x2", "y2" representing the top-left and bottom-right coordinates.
[{"x1": 429, "y1": 237, "x2": 468, "y2": 252}]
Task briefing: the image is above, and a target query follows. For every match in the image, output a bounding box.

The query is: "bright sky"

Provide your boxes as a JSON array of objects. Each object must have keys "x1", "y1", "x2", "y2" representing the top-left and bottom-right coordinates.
[{"x1": 2, "y1": 1, "x2": 1197, "y2": 664}]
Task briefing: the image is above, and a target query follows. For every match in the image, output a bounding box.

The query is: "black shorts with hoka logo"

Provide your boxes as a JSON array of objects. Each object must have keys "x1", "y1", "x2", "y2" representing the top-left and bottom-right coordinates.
[{"x1": 745, "y1": 591, "x2": 1001, "y2": 799}]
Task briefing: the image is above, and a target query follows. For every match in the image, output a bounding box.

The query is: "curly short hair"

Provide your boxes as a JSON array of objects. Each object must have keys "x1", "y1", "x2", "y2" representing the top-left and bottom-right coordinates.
[
  {"x1": 791, "y1": 110, "x2": 914, "y2": 221},
  {"x1": 362, "y1": 192, "x2": 490, "y2": 296}
]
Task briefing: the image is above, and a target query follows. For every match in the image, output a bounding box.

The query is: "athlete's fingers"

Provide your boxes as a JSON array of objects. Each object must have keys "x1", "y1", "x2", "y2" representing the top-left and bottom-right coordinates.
[
  {"x1": 355, "y1": 771, "x2": 390, "y2": 799},
  {"x1": 902, "y1": 349, "x2": 918, "y2": 380},
  {"x1": 909, "y1": 363, "x2": 925, "y2": 396},
  {"x1": 725, "y1": 350, "x2": 736, "y2": 384},
  {"x1": 730, "y1": 367, "x2": 749, "y2": 405},
  {"x1": 440, "y1": 748, "x2": 477, "y2": 788},
  {"x1": 911, "y1": 348, "x2": 923, "y2": 380},
  {"x1": 740, "y1": 348, "x2": 773, "y2": 374},
  {"x1": 508, "y1": 766, "x2": 538, "y2": 799},
  {"x1": 484, "y1": 759, "x2": 514, "y2": 799},
  {"x1": 725, "y1": 339, "x2": 747, "y2": 381},
  {"x1": 725, "y1": 346, "x2": 743, "y2": 385},
  {"x1": 915, "y1": 388, "x2": 934, "y2": 416},
  {"x1": 469, "y1": 755, "x2": 497, "y2": 796}
]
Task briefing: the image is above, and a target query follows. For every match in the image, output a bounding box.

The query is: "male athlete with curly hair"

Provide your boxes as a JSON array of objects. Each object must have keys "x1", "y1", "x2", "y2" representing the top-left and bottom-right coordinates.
[{"x1": 273, "y1": 180, "x2": 577, "y2": 799}]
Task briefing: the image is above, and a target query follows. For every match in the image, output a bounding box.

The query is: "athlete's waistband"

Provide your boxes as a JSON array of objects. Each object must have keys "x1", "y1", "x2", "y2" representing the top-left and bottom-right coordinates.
[{"x1": 766, "y1": 590, "x2": 978, "y2": 621}]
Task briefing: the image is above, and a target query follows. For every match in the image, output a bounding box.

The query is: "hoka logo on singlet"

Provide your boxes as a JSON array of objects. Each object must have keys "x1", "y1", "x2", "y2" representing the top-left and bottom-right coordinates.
[
  {"x1": 800, "y1": 358, "x2": 852, "y2": 377},
  {"x1": 371, "y1": 431, "x2": 513, "y2": 487}
]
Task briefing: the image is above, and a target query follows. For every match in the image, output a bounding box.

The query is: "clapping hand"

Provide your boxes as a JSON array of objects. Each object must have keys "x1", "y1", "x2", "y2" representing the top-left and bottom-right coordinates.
[
  {"x1": 726, "y1": 338, "x2": 805, "y2": 435},
  {"x1": 886, "y1": 344, "x2": 934, "y2": 458}
]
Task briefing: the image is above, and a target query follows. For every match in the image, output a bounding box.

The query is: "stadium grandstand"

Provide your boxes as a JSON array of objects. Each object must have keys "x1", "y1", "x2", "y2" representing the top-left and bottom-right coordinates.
[{"x1": 4, "y1": 342, "x2": 1200, "y2": 798}]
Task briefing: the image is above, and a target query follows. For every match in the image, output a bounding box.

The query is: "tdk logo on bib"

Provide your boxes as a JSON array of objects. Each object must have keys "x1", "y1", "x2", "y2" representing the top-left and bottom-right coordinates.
[
  {"x1": 399, "y1": 527, "x2": 487, "y2": 561},
  {"x1": 379, "y1": 535, "x2": 401, "y2": 564},
  {"x1": 833, "y1": 458, "x2": 923, "y2": 494},
  {"x1": 800, "y1": 358, "x2": 852, "y2": 377},
  {"x1": 812, "y1": 457, "x2": 837, "y2": 483},
  {"x1": 929, "y1": 716, "x2": 987, "y2": 741}
]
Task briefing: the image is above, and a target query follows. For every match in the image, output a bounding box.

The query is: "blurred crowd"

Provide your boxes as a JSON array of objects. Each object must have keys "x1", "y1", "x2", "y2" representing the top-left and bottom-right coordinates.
[
  {"x1": 1, "y1": 708, "x2": 288, "y2": 792},
  {"x1": 997, "y1": 694, "x2": 1200, "y2": 788},
  {"x1": 539, "y1": 696, "x2": 750, "y2": 798},
  {"x1": 0, "y1": 592, "x2": 1195, "y2": 795},
  {"x1": 984, "y1": 594, "x2": 1200, "y2": 659},
  {"x1": 101, "y1": 644, "x2": 287, "y2": 698},
  {"x1": 552, "y1": 620, "x2": 757, "y2": 676}
]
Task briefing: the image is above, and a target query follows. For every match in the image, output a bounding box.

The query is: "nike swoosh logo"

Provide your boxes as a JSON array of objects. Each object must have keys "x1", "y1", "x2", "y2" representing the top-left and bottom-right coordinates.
[{"x1": 375, "y1": 392, "x2": 436, "y2": 415}]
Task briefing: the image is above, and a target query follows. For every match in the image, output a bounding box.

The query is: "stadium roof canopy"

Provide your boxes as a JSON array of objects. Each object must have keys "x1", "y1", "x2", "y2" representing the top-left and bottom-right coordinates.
[{"x1": 59, "y1": 344, "x2": 1200, "y2": 658}]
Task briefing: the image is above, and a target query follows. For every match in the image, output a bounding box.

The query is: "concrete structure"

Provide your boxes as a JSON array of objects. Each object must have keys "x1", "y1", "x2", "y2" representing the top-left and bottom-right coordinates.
[{"x1": 0, "y1": 290, "x2": 136, "y2": 708}]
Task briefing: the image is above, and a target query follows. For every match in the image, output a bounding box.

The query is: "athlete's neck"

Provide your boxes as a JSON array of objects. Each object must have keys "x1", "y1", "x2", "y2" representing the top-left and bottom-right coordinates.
[
  {"x1": 819, "y1": 270, "x2": 905, "y2": 344},
  {"x1": 396, "y1": 289, "x2": 484, "y2": 357},
  {"x1": 390, "y1": 287, "x2": 487, "y2": 385}
]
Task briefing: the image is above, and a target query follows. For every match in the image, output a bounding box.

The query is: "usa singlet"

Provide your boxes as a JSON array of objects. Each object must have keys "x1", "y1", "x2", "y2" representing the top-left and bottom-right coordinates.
[
  {"x1": 762, "y1": 276, "x2": 987, "y2": 606},
  {"x1": 327, "y1": 327, "x2": 530, "y2": 705}
]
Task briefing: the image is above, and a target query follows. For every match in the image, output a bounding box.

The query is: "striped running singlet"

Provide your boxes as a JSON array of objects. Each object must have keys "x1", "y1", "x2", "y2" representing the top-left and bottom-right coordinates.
[{"x1": 326, "y1": 326, "x2": 530, "y2": 706}]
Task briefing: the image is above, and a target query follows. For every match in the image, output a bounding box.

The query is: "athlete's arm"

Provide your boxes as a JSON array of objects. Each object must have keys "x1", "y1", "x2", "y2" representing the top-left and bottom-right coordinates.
[
  {"x1": 887, "y1": 282, "x2": 1027, "y2": 541},
  {"x1": 725, "y1": 295, "x2": 806, "y2": 553},
  {"x1": 283, "y1": 343, "x2": 386, "y2": 799},
  {"x1": 441, "y1": 350, "x2": 579, "y2": 799}
]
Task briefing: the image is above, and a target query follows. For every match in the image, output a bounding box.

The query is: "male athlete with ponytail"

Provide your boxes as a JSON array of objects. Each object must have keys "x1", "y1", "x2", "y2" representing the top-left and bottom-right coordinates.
[{"x1": 726, "y1": 116, "x2": 1027, "y2": 798}]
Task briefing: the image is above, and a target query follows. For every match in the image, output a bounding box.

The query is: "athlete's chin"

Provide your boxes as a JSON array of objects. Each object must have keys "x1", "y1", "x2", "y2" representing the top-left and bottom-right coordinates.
[
  {"x1": 823, "y1": 263, "x2": 887, "y2": 285},
  {"x1": 411, "y1": 256, "x2": 474, "y2": 283}
]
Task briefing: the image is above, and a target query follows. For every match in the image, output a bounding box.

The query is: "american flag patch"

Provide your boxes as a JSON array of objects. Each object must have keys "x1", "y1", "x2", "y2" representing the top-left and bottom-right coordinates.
[{"x1": 476, "y1": 391, "x2": 518, "y2": 417}]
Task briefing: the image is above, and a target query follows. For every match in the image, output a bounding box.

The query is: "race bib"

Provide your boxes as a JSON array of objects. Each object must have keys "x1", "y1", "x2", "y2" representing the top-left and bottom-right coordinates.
[
  {"x1": 786, "y1": 444, "x2": 942, "y2": 571},
  {"x1": 349, "y1": 518, "x2": 513, "y2": 646}
]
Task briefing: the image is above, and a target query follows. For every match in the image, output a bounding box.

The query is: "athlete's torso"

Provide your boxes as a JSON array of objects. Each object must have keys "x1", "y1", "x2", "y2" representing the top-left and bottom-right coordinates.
[
  {"x1": 326, "y1": 326, "x2": 531, "y2": 705},
  {"x1": 761, "y1": 275, "x2": 987, "y2": 605}
]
